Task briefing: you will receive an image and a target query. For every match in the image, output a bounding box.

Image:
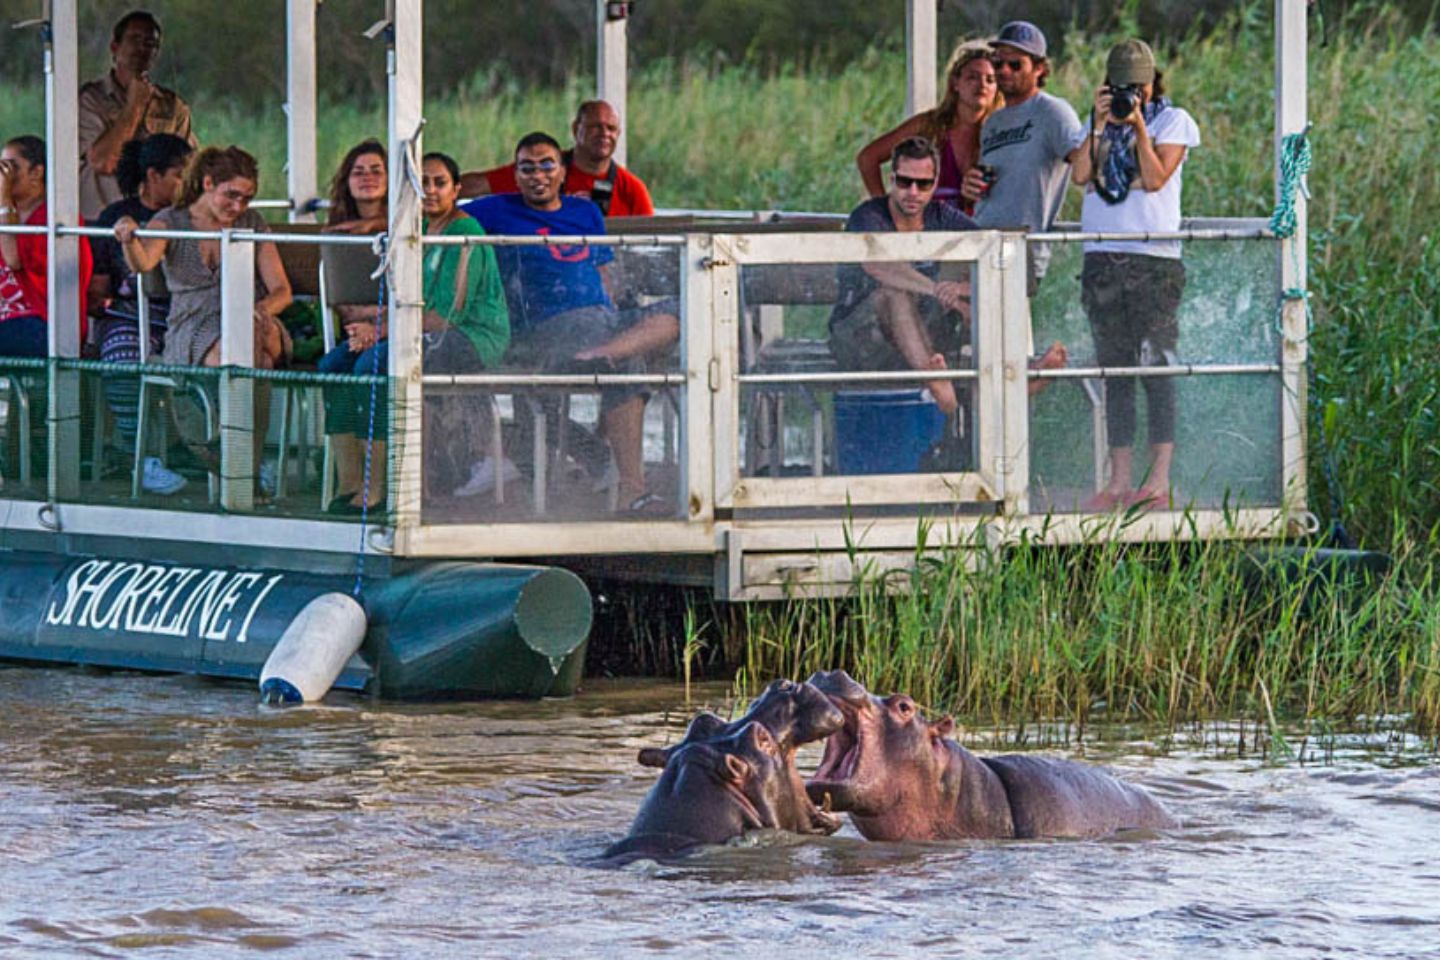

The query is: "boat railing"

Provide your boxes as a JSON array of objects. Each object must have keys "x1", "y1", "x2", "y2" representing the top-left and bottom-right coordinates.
[{"x1": 0, "y1": 220, "x2": 1303, "y2": 574}]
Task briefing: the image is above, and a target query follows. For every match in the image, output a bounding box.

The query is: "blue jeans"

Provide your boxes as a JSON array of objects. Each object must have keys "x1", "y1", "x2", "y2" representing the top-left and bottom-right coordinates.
[
  {"x1": 318, "y1": 340, "x2": 388, "y2": 436},
  {"x1": 0, "y1": 316, "x2": 47, "y2": 358}
]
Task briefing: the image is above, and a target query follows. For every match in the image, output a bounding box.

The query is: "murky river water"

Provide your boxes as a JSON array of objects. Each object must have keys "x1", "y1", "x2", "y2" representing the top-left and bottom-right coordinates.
[{"x1": 1, "y1": 666, "x2": 1437, "y2": 959}]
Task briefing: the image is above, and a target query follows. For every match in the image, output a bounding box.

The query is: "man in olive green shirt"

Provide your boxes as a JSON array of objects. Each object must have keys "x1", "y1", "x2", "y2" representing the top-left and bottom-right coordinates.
[{"x1": 78, "y1": 11, "x2": 196, "y2": 219}]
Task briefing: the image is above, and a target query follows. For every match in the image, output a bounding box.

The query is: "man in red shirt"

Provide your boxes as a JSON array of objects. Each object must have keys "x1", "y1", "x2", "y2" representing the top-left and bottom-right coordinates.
[{"x1": 460, "y1": 100, "x2": 655, "y2": 217}]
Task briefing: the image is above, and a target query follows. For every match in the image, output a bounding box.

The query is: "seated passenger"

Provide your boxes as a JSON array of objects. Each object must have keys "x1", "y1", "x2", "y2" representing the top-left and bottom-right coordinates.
[
  {"x1": 316, "y1": 140, "x2": 389, "y2": 509},
  {"x1": 828, "y1": 135, "x2": 978, "y2": 416},
  {"x1": 856, "y1": 40, "x2": 1001, "y2": 216},
  {"x1": 461, "y1": 132, "x2": 676, "y2": 514},
  {"x1": 324, "y1": 138, "x2": 388, "y2": 236},
  {"x1": 318, "y1": 151, "x2": 510, "y2": 511},
  {"x1": 460, "y1": 100, "x2": 655, "y2": 218},
  {"x1": 113, "y1": 145, "x2": 293, "y2": 499},
  {"x1": 0, "y1": 135, "x2": 95, "y2": 358},
  {"x1": 89, "y1": 133, "x2": 194, "y2": 494}
]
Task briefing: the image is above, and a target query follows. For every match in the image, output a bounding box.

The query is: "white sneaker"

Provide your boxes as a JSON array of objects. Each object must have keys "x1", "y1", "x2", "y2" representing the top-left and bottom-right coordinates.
[
  {"x1": 142, "y1": 457, "x2": 188, "y2": 496},
  {"x1": 453, "y1": 457, "x2": 521, "y2": 498},
  {"x1": 259, "y1": 460, "x2": 278, "y2": 498}
]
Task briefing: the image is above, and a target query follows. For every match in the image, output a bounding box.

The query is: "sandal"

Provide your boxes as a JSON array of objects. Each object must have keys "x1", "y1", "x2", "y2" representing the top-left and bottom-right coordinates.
[{"x1": 620, "y1": 492, "x2": 669, "y2": 516}]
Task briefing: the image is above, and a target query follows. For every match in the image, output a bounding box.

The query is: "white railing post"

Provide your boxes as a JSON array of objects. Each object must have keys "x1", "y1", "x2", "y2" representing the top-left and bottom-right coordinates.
[
  {"x1": 44, "y1": 0, "x2": 81, "y2": 501},
  {"x1": 681, "y1": 237, "x2": 712, "y2": 525},
  {"x1": 1276, "y1": 0, "x2": 1309, "y2": 518},
  {"x1": 905, "y1": 0, "x2": 938, "y2": 117},
  {"x1": 997, "y1": 232, "x2": 1031, "y2": 517},
  {"x1": 286, "y1": 0, "x2": 319, "y2": 223},
  {"x1": 597, "y1": 0, "x2": 630, "y2": 166},
  {"x1": 388, "y1": 0, "x2": 425, "y2": 548},
  {"x1": 219, "y1": 230, "x2": 256, "y2": 511}
]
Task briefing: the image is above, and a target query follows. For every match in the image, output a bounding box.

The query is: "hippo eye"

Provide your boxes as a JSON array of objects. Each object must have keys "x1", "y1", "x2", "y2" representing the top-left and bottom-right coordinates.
[{"x1": 895, "y1": 699, "x2": 915, "y2": 717}]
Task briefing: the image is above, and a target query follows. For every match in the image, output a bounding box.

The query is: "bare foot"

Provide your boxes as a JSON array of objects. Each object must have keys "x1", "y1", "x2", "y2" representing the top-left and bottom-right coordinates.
[
  {"x1": 1027, "y1": 341, "x2": 1068, "y2": 397},
  {"x1": 923, "y1": 353, "x2": 959, "y2": 415}
]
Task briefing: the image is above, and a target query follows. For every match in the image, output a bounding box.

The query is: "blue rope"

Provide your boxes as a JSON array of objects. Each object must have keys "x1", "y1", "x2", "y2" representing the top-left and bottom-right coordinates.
[
  {"x1": 1269, "y1": 130, "x2": 1312, "y2": 240},
  {"x1": 352, "y1": 240, "x2": 388, "y2": 600}
]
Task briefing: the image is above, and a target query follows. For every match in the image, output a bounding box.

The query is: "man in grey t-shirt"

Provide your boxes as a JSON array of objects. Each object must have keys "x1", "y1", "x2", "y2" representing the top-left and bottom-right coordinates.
[{"x1": 962, "y1": 21, "x2": 1085, "y2": 294}]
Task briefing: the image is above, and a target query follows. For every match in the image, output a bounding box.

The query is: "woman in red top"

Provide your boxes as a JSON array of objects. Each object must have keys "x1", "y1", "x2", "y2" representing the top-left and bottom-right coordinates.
[{"x1": 0, "y1": 135, "x2": 94, "y2": 357}]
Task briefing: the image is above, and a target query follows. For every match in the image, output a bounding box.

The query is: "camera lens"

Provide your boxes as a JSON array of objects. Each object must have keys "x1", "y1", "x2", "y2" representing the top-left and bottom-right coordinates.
[{"x1": 1110, "y1": 87, "x2": 1137, "y2": 120}]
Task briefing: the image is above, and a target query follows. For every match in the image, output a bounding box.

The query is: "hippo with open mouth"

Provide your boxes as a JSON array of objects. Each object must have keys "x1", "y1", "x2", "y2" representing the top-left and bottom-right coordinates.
[
  {"x1": 604, "y1": 720, "x2": 826, "y2": 863},
  {"x1": 638, "y1": 677, "x2": 845, "y2": 769},
  {"x1": 804, "y1": 670, "x2": 1176, "y2": 841}
]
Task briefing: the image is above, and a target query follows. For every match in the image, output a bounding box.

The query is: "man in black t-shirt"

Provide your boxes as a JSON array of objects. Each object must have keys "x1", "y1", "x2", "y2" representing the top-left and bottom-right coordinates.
[{"x1": 828, "y1": 136, "x2": 977, "y2": 415}]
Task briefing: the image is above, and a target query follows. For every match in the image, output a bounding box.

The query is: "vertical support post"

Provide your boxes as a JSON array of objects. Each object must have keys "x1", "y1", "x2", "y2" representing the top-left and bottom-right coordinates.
[
  {"x1": 596, "y1": 0, "x2": 629, "y2": 166},
  {"x1": 388, "y1": 0, "x2": 425, "y2": 548},
  {"x1": 286, "y1": 0, "x2": 319, "y2": 223},
  {"x1": 680, "y1": 239, "x2": 710, "y2": 524},
  {"x1": 45, "y1": 0, "x2": 82, "y2": 501},
  {"x1": 219, "y1": 230, "x2": 256, "y2": 511},
  {"x1": 905, "y1": 0, "x2": 938, "y2": 117},
  {"x1": 1276, "y1": 0, "x2": 1308, "y2": 517},
  {"x1": 995, "y1": 232, "x2": 1031, "y2": 517},
  {"x1": 700, "y1": 236, "x2": 738, "y2": 510}
]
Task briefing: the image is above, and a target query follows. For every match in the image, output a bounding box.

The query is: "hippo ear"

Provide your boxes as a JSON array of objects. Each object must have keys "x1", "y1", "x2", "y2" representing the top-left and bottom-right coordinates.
[
  {"x1": 931, "y1": 715, "x2": 956, "y2": 739},
  {"x1": 724, "y1": 753, "x2": 752, "y2": 785},
  {"x1": 637, "y1": 747, "x2": 671, "y2": 768}
]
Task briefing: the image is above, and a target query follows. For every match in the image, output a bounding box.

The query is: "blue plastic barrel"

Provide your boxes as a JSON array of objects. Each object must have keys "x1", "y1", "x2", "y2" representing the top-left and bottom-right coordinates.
[{"x1": 833, "y1": 389, "x2": 947, "y2": 475}]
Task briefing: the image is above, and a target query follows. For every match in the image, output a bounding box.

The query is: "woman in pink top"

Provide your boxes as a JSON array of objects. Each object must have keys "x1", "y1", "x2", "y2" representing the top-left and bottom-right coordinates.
[{"x1": 856, "y1": 41, "x2": 1002, "y2": 215}]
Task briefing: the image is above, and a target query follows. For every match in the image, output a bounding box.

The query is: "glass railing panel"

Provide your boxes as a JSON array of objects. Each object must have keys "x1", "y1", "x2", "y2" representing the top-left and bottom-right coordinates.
[
  {"x1": 418, "y1": 241, "x2": 686, "y2": 524},
  {"x1": 0, "y1": 359, "x2": 399, "y2": 522},
  {"x1": 1029, "y1": 237, "x2": 1284, "y2": 513},
  {"x1": 737, "y1": 258, "x2": 978, "y2": 481}
]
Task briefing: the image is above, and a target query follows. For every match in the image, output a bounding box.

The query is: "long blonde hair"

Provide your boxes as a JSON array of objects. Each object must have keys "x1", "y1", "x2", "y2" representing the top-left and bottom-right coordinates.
[
  {"x1": 176, "y1": 146, "x2": 259, "y2": 208},
  {"x1": 921, "y1": 40, "x2": 1003, "y2": 143}
]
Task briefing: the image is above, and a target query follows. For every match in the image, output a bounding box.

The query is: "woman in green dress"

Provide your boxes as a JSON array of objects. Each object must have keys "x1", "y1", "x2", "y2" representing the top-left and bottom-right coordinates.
[
  {"x1": 419, "y1": 151, "x2": 511, "y2": 499},
  {"x1": 322, "y1": 150, "x2": 510, "y2": 510}
]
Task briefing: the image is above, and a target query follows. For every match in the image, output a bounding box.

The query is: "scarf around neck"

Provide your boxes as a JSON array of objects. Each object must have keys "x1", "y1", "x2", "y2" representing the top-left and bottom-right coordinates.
[{"x1": 1093, "y1": 97, "x2": 1170, "y2": 205}]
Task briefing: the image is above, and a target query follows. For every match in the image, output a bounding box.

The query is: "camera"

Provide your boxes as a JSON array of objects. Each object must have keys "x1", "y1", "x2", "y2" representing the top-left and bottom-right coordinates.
[
  {"x1": 1108, "y1": 84, "x2": 1142, "y2": 120},
  {"x1": 976, "y1": 164, "x2": 997, "y2": 194}
]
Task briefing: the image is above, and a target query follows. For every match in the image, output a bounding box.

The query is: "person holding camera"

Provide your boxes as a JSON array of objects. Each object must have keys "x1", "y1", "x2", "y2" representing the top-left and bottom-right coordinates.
[{"x1": 1069, "y1": 39, "x2": 1200, "y2": 512}]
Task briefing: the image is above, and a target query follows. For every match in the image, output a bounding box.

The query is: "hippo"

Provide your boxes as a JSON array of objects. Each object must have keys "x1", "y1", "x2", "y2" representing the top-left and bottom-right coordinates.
[
  {"x1": 621, "y1": 678, "x2": 845, "y2": 852},
  {"x1": 637, "y1": 678, "x2": 845, "y2": 768},
  {"x1": 804, "y1": 670, "x2": 1176, "y2": 841},
  {"x1": 603, "y1": 721, "x2": 821, "y2": 864}
]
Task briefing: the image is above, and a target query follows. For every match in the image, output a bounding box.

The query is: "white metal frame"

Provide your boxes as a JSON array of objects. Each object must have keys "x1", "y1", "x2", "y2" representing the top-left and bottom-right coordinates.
[{"x1": 711, "y1": 229, "x2": 1024, "y2": 512}]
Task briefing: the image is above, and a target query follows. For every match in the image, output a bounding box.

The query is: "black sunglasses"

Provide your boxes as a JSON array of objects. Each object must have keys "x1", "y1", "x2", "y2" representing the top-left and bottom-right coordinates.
[
  {"x1": 992, "y1": 57, "x2": 1027, "y2": 71},
  {"x1": 894, "y1": 173, "x2": 936, "y2": 190}
]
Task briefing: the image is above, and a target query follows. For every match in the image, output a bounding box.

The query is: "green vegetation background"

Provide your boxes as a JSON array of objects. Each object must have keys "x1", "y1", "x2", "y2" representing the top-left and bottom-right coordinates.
[{"x1": 3, "y1": 2, "x2": 1436, "y2": 732}]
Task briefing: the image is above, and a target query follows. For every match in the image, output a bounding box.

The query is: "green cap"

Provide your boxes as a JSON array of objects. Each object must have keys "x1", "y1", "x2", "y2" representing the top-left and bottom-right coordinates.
[{"x1": 1107, "y1": 39, "x2": 1156, "y2": 86}]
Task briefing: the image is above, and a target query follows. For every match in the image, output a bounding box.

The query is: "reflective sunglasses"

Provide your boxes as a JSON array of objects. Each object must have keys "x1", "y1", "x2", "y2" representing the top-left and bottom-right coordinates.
[
  {"x1": 894, "y1": 173, "x2": 936, "y2": 190},
  {"x1": 516, "y1": 159, "x2": 560, "y2": 175}
]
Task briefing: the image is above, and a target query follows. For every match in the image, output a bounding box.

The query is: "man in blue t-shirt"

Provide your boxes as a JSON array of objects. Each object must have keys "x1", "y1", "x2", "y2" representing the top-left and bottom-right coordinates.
[
  {"x1": 828, "y1": 136, "x2": 978, "y2": 416},
  {"x1": 462, "y1": 132, "x2": 675, "y2": 512}
]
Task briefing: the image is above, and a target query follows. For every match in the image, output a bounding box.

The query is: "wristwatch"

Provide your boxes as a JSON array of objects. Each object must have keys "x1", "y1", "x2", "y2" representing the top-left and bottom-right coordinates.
[{"x1": 0, "y1": 205, "x2": 17, "y2": 217}]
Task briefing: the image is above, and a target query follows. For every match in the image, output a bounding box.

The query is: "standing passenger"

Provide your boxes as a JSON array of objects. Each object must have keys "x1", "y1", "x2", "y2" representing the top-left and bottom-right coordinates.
[
  {"x1": 1070, "y1": 40, "x2": 1200, "y2": 512},
  {"x1": 856, "y1": 40, "x2": 1001, "y2": 215},
  {"x1": 78, "y1": 11, "x2": 196, "y2": 221},
  {"x1": 960, "y1": 21, "x2": 1085, "y2": 295}
]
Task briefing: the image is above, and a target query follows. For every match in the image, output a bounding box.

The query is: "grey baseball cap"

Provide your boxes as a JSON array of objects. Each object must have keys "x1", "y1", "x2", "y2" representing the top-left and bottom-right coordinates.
[
  {"x1": 992, "y1": 21, "x2": 1047, "y2": 59},
  {"x1": 1106, "y1": 39, "x2": 1156, "y2": 85}
]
